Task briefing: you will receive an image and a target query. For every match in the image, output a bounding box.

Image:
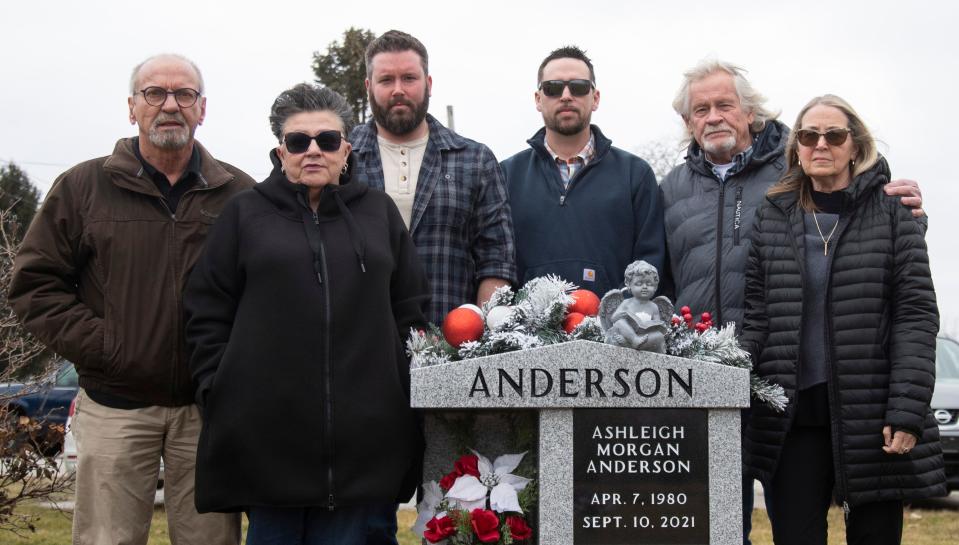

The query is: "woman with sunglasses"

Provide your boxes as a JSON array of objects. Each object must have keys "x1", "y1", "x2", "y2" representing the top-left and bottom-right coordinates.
[
  {"x1": 740, "y1": 94, "x2": 945, "y2": 545},
  {"x1": 183, "y1": 83, "x2": 429, "y2": 545}
]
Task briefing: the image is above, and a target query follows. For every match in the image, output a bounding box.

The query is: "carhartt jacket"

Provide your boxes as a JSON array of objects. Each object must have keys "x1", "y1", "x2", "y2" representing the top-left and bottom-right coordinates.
[
  {"x1": 501, "y1": 125, "x2": 666, "y2": 298},
  {"x1": 8, "y1": 138, "x2": 254, "y2": 406}
]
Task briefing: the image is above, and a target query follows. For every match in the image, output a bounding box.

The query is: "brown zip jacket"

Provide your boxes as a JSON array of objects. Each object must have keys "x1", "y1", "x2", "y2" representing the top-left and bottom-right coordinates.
[{"x1": 8, "y1": 138, "x2": 254, "y2": 406}]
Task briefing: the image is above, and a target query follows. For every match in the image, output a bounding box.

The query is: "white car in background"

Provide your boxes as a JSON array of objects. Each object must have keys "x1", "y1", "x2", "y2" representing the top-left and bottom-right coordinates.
[
  {"x1": 58, "y1": 397, "x2": 165, "y2": 495},
  {"x1": 932, "y1": 336, "x2": 959, "y2": 491}
]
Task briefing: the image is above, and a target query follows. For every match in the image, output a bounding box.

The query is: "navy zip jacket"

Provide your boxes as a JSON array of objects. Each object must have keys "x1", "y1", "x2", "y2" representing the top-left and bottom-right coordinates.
[{"x1": 501, "y1": 125, "x2": 666, "y2": 297}]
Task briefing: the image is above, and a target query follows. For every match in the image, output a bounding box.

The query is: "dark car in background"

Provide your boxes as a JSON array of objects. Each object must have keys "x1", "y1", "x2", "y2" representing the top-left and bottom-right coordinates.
[
  {"x1": 0, "y1": 360, "x2": 78, "y2": 455},
  {"x1": 932, "y1": 336, "x2": 959, "y2": 491}
]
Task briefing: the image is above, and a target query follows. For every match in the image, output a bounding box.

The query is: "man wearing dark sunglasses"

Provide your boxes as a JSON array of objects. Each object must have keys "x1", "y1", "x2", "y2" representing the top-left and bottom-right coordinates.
[
  {"x1": 350, "y1": 30, "x2": 516, "y2": 324},
  {"x1": 8, "y1": 54, "x2": 253, "y2": 545},
  {"x1": 659, "y1": 60, "x2": 925, "y2": 545},
  {"x1": 501, "y1": 45, "x2": 666, "y2": 298}
]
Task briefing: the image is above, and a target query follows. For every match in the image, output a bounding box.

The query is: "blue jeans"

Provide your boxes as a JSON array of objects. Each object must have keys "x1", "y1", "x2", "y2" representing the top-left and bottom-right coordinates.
[{"x1": 246, "y1": 503, "x2": 398, "y2": 545}]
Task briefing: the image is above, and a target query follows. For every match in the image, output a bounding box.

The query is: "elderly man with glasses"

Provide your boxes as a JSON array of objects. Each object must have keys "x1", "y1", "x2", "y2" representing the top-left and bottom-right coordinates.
[
  {"x1": 8, "y1": 53, "x2": 253, "y2": 545},
  {"x1": 502, "y1": 45, "x2": 665, "y2": 298}
]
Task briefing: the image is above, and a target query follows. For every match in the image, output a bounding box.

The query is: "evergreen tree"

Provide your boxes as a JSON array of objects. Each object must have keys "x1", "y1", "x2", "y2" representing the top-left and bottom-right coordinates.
[
  {"x1": 0, "y1": 162, "x2": 40, "y2": 238},
  {"x1": 311, "y1": 27, "x2": 377, "y2": 126}
]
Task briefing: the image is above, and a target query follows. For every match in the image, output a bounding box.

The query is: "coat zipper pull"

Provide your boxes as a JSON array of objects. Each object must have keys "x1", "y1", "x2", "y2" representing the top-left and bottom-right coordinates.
[
  {"x1": 842, "y1": 501, "x2": 850, "y2": 521},
  {"x1": 559, "y1": 194, "x2": 566, "y2": 206},
  {"x1": 312, "y1": 211, "x2": 323, "y2": 283},
  {"x1": 328, "y1": 494, "x2": 335, "y2": 512}
]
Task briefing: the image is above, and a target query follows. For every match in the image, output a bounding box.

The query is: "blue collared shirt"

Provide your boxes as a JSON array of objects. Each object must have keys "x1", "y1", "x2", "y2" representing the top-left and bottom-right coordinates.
[{"x1": 708, "y1": 145, "x2": 754, "y2": 182}]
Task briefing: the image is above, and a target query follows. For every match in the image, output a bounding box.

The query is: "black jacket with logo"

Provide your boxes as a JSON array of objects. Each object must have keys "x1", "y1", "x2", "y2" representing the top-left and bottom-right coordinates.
[{"x1": 661, "y1": 121, "x2": 787, "y2": 329}]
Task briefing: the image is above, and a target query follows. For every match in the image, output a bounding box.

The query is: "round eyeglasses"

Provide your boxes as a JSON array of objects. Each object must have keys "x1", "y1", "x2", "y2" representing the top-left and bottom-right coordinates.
[{"x1": 138, "y1": 86, "x2": 201, "y2": 108}]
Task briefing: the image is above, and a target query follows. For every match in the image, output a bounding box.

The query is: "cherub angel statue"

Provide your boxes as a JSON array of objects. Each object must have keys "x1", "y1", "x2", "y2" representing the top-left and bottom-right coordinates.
[{"x1": 598, "y1": 260, "x2": 674, "y2": 353}]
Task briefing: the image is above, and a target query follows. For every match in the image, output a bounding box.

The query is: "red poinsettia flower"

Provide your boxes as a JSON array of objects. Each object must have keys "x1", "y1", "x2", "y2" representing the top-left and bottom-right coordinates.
[
  {"x1": 507, "y1": 515, "x2": 533, "y2": 540},
  {"x1": 423, "y1": 515, "x2": 456, "y2": 543},
  {"x1": 439, "y1": 470, "x2": 459, "y2": 491},
  {"x1": 470, "y1": 509, "x2": 501, "y2": 543},
  {"x1": 440, "y1": 453, "x2": 481, "y2": 491},
  {"x1": 454, "y1": 453, "x2": 480, "y2": 477}
]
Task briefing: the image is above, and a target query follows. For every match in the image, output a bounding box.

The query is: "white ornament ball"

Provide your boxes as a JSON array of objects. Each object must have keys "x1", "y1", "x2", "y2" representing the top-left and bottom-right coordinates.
[
  {"x1": 457, "y1": 304, "x2": 484, "y2": 319},
  {"x1": 485, "y1": 305, "x2": 514, "y2": 330}
]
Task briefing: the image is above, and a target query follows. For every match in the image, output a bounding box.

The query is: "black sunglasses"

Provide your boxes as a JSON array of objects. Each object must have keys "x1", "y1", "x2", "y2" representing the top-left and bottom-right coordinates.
[
  {"x1": 283, "y1": 131, "x2": 343, "y2": 154},
  {"x1": 796, "y1": 128, "x2": 852, "y2": 147},
  {"x1": 538, "y1": 79, "x2": 594, "y2": 98}
]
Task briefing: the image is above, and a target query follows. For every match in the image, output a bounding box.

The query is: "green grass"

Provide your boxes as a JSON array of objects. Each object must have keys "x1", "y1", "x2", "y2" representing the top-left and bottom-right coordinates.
[
  {"x1": 0, "y1": 505, "x2": 954, "y2": 544},
  {"x1": 0, "y1": 506, "x2": 421, "y2": 545}
]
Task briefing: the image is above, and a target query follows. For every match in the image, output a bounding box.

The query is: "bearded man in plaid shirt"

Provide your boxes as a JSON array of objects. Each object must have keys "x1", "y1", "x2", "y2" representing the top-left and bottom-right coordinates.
[{"x1": 351, "y1": 30, "x2": 516, "y2": 324}]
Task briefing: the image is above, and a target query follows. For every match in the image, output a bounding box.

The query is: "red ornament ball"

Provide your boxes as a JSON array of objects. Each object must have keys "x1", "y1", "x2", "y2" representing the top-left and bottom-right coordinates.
[
  {"x1": 701, "y1": 311, "x2": 712, "y2": 322},
  {"x1": 695, "y1": 322, "x2": 708, "y2": 333},
  {"x1": 563, "y1": 312, "x2": 586, "y2": 333},
  {"x1": 680, "y1": 306, "x2": 691, "y2": 315},
  {"x1": 568, "y1": 289, "x2": 600, "y2": 316},
  {"x1": 683, "y1": 313, "x2": 693, "y2": 322},
  {"x1": 671, "y1": 316, "x2": 682, "y2": 326},
  {"x1": 442, "y1": 308, "x2": 485, "y2": 347}
]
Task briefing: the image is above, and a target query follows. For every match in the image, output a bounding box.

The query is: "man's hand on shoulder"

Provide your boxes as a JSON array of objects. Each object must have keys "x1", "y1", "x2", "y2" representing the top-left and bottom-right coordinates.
[{"x1": 885, "y1": 178, "x2": 924, "y2": 218}]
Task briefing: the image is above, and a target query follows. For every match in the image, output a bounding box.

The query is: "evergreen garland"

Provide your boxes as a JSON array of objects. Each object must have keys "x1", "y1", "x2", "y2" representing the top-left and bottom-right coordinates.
[{"x1": 407, "y1": 275, "x2": 787, "y2": 411}]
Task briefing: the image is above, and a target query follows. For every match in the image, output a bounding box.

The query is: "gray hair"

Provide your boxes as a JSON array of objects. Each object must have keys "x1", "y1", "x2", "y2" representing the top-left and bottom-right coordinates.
[
  {"x1": 129, "y1": 53, "x2": 205, "y2": 95},
  {"x1": 672, "y1": 60, "x2": 779, "y2": 137},
  {"x1": 269, "y1": 83, "x2": 354, "y2": 142}
]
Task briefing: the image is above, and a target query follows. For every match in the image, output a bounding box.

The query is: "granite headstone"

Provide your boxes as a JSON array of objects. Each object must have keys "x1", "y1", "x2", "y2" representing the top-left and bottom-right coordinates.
[{"x1": 411, "y1": 340, "x2": 750, "y2": 545}]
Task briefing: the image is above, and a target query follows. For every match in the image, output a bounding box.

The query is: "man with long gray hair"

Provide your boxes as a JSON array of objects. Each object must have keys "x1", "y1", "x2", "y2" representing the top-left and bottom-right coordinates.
[
  {"x1": 8, "y1": 53, "x2": 253, "y2": 544},
  {"x1": 660, "y1": 59, "x2": 925, "y2": 545}
]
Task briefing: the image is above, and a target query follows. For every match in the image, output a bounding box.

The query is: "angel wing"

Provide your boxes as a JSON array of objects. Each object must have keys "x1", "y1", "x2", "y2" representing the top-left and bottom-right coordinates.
[
  {"x1": 652, "y1": 295, "x2": 675, "y2": 322},
  {"x1": 598, "y1": 288, "x2": 626, "y2": 331}
]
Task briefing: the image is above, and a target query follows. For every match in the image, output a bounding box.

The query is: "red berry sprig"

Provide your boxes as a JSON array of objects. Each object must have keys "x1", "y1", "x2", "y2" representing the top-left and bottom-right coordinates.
[{"x1": 671, "y1": 307, "x2": 716, "y2": 333}]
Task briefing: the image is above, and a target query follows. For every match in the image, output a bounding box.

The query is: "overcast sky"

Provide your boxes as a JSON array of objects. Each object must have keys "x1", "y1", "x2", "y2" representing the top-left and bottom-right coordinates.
[{"x1": 3, "y1": 0, "x2": 958, "y2": 334}]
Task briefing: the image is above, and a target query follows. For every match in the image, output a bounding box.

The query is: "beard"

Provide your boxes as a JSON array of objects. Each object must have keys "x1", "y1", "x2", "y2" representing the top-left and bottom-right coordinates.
[
  {"x1": 700, "y1": 124, "x2": 739, "y2": 160},
  {"x1": 370, "y1": 89, "x2": 430, "y2": 136},
  {"x1": 147, "y1": 112, "x2": 192, "y2": 150},
  {"x1": 544, "y1": 107, "x2": 590, "y2": 136}
]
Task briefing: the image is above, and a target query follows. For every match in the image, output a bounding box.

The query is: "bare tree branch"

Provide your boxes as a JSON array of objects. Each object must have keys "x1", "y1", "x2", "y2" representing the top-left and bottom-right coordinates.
[{"x1": 0, "y1": 206, "x2": 72, "y2": 534}]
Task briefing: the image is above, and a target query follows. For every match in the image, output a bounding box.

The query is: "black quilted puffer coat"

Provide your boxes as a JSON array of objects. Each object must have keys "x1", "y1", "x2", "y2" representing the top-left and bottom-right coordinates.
[
  {"x1": 740, "y1": 157, "x2": 945, "y2": 508},
  {"x1": 662, "y1": 120, "x2": 788, "y2": 329}
]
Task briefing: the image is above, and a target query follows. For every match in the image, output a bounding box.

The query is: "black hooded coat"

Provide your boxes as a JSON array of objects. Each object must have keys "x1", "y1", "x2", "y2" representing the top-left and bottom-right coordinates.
[{"x1": 184, "y1": 152, "x2": 430, "y2": 512}]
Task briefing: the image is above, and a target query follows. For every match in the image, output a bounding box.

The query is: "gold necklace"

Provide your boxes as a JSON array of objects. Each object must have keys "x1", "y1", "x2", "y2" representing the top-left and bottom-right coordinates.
[{"x1": 812, "y1": 212, "x2": 839, "y2": 256}]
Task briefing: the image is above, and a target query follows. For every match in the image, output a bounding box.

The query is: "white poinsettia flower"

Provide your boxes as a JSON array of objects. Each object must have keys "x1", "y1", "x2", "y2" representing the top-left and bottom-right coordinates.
[
  {"x1": 445, "y1": 450, "x2": 531, "y2": 513},
  {"x1": 412, "y1": 481, "x2": 445, "y2": 536},
  {"x1": 445, "y1": 474, "x2": 488, "y2": 511}
]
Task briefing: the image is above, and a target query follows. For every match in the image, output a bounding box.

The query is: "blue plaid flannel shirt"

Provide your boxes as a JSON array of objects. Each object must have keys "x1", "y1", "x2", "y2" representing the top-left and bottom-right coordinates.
[{"x1": 351, "y1": 115, "x2": 517, "y2": 324}]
